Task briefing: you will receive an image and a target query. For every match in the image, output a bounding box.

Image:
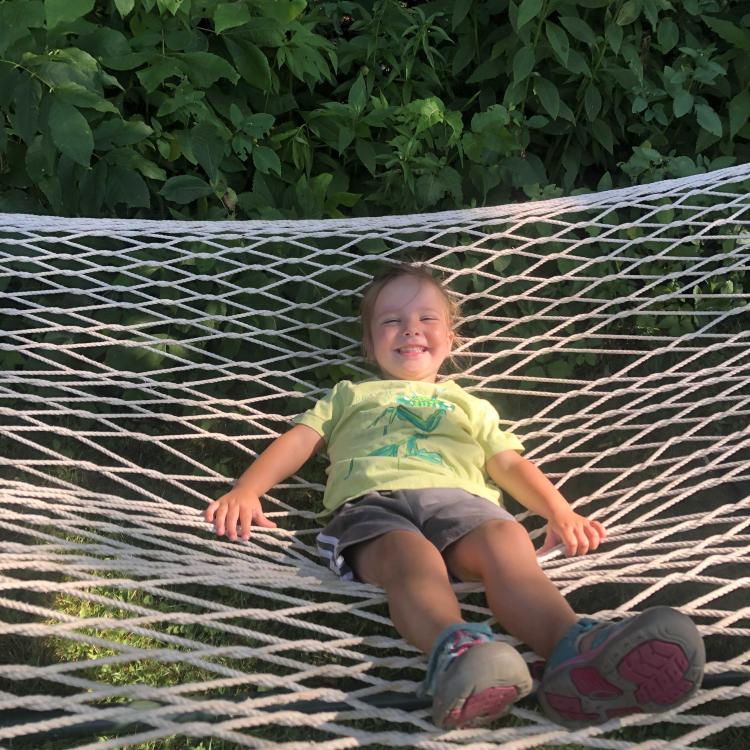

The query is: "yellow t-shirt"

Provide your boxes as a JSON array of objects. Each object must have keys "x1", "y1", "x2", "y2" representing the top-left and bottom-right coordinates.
[{"x1": 294, "y1": 379, "x2": 524, "y2": 513}]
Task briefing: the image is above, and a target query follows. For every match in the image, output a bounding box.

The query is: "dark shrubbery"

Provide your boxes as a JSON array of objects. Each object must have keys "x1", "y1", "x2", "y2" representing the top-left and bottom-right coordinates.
[{"x1": 0, "y1": 0, "x2": 747, "y2": 219}]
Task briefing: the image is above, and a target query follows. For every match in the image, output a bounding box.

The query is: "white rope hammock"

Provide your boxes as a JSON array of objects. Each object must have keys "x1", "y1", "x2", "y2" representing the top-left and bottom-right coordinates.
[{"x1": 0, "y1": 164, "x2": 749, "y2": 749}]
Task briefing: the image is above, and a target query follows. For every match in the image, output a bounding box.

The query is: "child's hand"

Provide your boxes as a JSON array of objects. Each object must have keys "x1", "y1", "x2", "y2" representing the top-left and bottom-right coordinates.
[
  {"x1": 204, "y1": 490, "x2": 277, "y2": 542},
  {"x1": 537, "y1": 510, "x2": 606, "y2": 557}
]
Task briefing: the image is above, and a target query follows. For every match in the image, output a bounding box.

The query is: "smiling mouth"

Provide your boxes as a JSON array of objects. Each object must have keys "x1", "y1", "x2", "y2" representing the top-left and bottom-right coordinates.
[{"x1": 397, "y1": 346, "x2": 427, "y2": 354}]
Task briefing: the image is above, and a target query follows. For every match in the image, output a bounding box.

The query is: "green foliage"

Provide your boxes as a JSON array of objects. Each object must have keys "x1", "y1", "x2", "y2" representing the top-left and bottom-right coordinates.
[{"x1": 0, "y1": 0, "x2": 747, "y2": 219}]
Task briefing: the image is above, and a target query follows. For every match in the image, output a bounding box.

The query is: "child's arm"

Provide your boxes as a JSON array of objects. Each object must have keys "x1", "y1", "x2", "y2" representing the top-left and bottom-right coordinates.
[
  {"x1": 486, "y1": 449, "x2": 606, "y2": 557},
  {"x1": 205, "y1": 424, "x2": 325, "y2": 542}
]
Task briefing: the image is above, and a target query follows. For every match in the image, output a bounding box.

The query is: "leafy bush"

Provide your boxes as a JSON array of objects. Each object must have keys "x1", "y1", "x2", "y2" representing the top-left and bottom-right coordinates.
[{"x1": 0, "y1": 0, "x2": 748, "y2": 219}]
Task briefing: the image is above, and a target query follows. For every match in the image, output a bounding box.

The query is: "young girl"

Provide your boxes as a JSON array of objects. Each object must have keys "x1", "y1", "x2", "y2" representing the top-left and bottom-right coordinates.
[{"x1": 205, "y1": 263, "x2": 705, "y2": 730}]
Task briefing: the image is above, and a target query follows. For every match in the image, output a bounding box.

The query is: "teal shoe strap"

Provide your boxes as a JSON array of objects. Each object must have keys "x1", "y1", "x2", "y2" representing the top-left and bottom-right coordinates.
[
  {"x1": 545, "y1": 618, "x2": 599, "y2": 673},
  {"x1": 420, "y1": 622, "x2": 494, "y2": 698}
]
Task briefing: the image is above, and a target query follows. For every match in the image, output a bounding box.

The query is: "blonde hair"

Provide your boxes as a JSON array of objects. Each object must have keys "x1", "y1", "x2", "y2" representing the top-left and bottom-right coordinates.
[{"x1": 360, "y1": 263, "x2": 464, "y2": 370}]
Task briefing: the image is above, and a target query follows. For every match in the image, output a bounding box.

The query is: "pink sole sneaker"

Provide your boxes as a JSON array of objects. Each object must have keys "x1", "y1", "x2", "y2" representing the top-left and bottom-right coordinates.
[
  {"x1": 538, "y1": 607, "x2": 705, "y2": 728},
  {"x1": 433, "y1": 641, "x2": 532, "y2": 729},
  {"x1": 442, "y1": 684, "x2": 521, "y2": 729}
]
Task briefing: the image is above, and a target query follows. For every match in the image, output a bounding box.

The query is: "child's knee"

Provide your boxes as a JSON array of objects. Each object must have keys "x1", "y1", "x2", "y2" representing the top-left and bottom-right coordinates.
[
  {"x1": 446, "y1": 520, "x2": 535, "y2": 580},
  {"x1": 475, "y1": 518, "x2": 533, "y2": 552},
  {"x1": 349, "y1": 529, "x2": 444, "y2": 586}
]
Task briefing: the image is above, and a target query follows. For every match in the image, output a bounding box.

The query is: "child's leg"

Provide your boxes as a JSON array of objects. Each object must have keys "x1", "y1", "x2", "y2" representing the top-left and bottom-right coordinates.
[
  {"x1": 349, "y1": 528, "x2": 532, "y2": 728},
  {"x1": 443, "y1": 518, "x2": 577, "y2": 657},
  {"x1": 443, "y1": 519, "x2": 704, "y2": 726},
  {"x1": 348, "y1": 528, "x2": 463, "y2": 652}
]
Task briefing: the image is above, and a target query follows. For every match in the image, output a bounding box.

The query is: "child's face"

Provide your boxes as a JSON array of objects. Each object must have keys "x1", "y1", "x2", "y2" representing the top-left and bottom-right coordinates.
[{"x1": 370, "y1": 275, "x2": 454, "y2": 382}]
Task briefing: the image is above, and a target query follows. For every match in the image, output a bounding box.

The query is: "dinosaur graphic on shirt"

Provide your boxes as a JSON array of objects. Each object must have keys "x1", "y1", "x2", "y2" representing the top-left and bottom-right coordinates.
[
  {"x1": 367, "y1": 391, "x2": 455, "y2": 463},
  {"x1": 343, "y1": 390, "x2": 456, "y2": 478}
]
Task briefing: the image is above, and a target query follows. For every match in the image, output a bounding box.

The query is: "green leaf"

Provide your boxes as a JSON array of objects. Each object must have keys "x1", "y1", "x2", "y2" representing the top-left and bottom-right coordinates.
[
  {"x1": 229, "y1": 103, "x2": 244, "y2": 129},
  {"x1": 534, "y1": 77, "x2": 560, "y2": 119},
  {"x1": 104, "y1": 147, "x2": 166, "y2": 180},
  {"x1": 257, "y1": 0, "x2": 306, "y2": 24},
  {"x1": 224, "y1": 38, "x2": 272, "y2": 91},
  {"x1": 191, "y1": 121, "x2": 226, "y2": 181},
  {"x1": 513, "y1": 46, "x2": 536, "y2": 83},
  {"x1": 136, "y1": 59, "x2": 183, "y2": 93},
  {"x1": 45, "y1": 0, "x2": 94, "y2": 28},
  {"x1": 78, "y1": 159, "x2": 108, "y2": 215},
  {"x1": 695, "y1": 102, "x2": 722, "y2": 137},
  {"x1": 729, "y1": 88, "x2": 750, "y2": 139},
  {"x1": 355, "y1": 138, "x2": 376, "y2": 175},
  {"x1": 0, "y1": 1, "x2": 44, "y2": 56},
  {"x1": 337, "y1": 126, "x2": 355, "y2": 153},
  {"x1": 114, "y1": 0, "x2": 135, "y2": 15},
  {"x1": 178, "y1": 52, "x2": 239, "y2": 88},
  {"x1": 253, "y1": 145, "x2": 281, "y2": 175},
  {"x1": 244, "y1": 113, "x2": 275, "y2": 137},
  {"x1": 452, "y1": 0, "x2": 473, "y2": 29},
  {"x1": 95, "y1": 119, "x2": 153, "y2": 149},
  {"x1": 632, "y1": 95, "x2": 647, "y2": 113},
  {"x1": 584, "y1": 85, "x2": 602, "y2": 121},
  {"x1": 591, "y1": 119, "x2": 614, "y2": 152},
  {"x1": 160, "y1": 175, "x2": 214, "y2": 204},
  {"x1": 605, "y1": 22, "x2": 624, "y2": 53},
  {"x1": 527, "y1": 114, "x2": 549, "y2": 128},
  {"x1": 564, "y1": 49, "x2": 592, "y2": 77},
  {"x1": 701, "y1": 15, "x2": 750, "y2": 51},
  {"x1": 616, "y1": 0, "x2": 640, "y2": 26},
  {"x1": 545, "y1": 21, "x2": 569, "y2": 64},
  {"x1": 106, "y1": 166, "x2": 150, "y2": 208},
  {"x1": 285, "y1": 134, "x2": 307, "y2": 175},
  {"x1": 466, "y1": 56, "x2": 505, "y2": 83},
  {"x1": 214, "y1": 2, "x2": 251, "y2": 33},
  {"x1": 503, "y1": 154, "x2": 547, "y2": 188},
  {"x1": 657, "y1": 18, "x2": 679, "y2": 52},
  {"x1": 672, "y1": 89, "x2": 694, "y2": 118},
  {"x1": 53, "y1": 82, "x2": 118, "y2": 113},
  {"x1": 48, "y1": 98, "x2": 94, "y2": 167},
  {"x1": 102, "y1": 50, "x2": 150, "y2": 71},
  {"x1": 25, "y1": 134, "x2": 56, "y2": 182},
  {"x1": 559, "y1": 16, "x2": 597, "y2": 46},
  {"x1": 452, "y1": 33, "x2": 475, "y2": 76},
  {"x1": 517, "y1": 0, "x2": 544, "y2": 30},
  {"x1": 12, "y1": 76, "x2": 42, "y2": 145},
  {"x1": 157, "y1": 0, "x2": 184, "y2": 13},
  {"x1": 415, "y1": 173, "x2": 446, "y2": 207},
  {"x1": 348, "y1": 74, "x2": 367, "y2": 110}
]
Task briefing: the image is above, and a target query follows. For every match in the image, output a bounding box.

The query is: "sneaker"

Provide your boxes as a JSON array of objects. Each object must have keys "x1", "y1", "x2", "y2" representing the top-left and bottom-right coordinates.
[
  {"x1": 423, "y1": 622, "x2": 533, "y2": 729},
  {"x1": 538, "y1": 606, "x2": 705, "y2": 728}
]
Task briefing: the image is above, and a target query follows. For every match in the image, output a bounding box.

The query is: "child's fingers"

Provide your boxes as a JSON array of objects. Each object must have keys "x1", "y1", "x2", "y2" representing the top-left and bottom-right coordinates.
[
  {"x1": 225, "y1": 505, "x2": 240, "y2": 541},
  {"x1": 583, "y1": 523, "x2": 602, "y2": 551},
  {"x1": 536, "y1": 524, "x2": 560, "y2": 555},
  {"x1": 212, "y1": 504, "x2": 227, "y2": 536},
  {"x1": 572, "y1": 525, "x2": 591, "y2": 555},
  {"x1": 239, "y1": 507, "x2": 253, "y2": 540},
  {"x1": 253, "y1": 510, "x2": 277, "y2": 529}
]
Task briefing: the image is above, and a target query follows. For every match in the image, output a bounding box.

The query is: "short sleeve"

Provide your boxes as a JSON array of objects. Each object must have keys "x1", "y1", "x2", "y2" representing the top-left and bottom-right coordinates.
[
  {"x1": 473, "y1": 399, "x2": 524, "y2": 459},
  {"x1": 292, "y1": 381, "x2": 348, "y2": 443}
]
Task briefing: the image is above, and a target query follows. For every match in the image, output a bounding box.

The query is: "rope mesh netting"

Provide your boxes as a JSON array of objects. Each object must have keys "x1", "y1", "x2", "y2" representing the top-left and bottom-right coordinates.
[{"x1": 1, "y1": 164, "x2": 749, "y2": 749}]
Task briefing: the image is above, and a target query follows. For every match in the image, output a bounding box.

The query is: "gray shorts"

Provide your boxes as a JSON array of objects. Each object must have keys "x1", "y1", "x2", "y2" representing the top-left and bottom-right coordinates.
[{"x1": 316, "y1": 488, "x2": 516, "y2": 581}]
